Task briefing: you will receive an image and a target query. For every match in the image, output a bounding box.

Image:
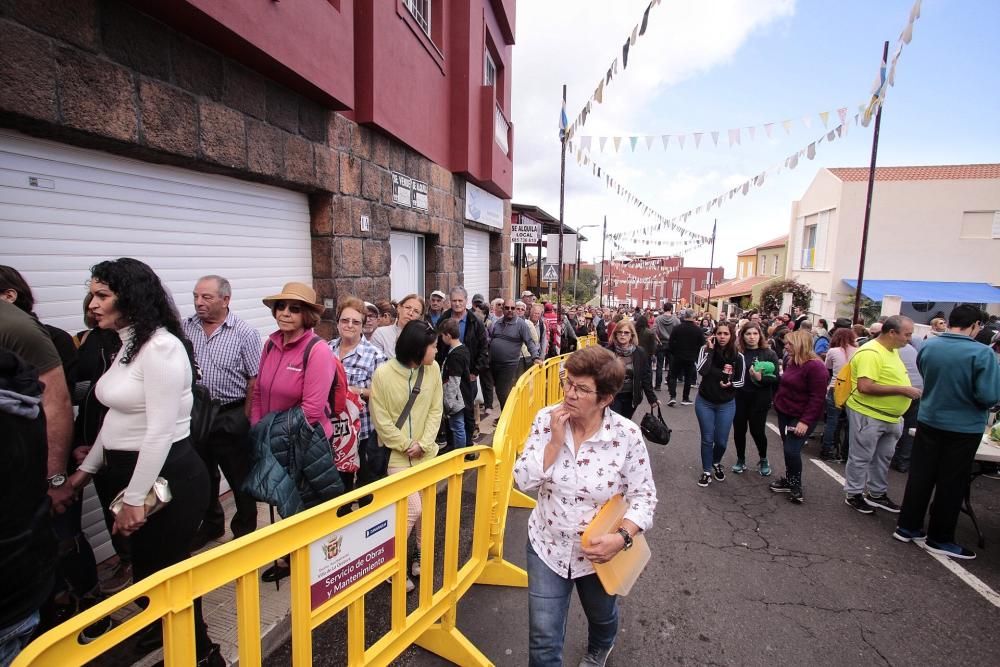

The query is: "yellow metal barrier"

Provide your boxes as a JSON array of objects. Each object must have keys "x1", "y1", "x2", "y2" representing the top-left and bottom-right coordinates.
[{"x1": 15, "y1": 334, "x2": 597, "y2": 666}]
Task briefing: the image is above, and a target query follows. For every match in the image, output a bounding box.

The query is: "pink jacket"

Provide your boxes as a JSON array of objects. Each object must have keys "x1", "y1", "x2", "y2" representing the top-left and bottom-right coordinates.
[{"x1": 251, "y1": 329, "x2": 335, "y2": 438}]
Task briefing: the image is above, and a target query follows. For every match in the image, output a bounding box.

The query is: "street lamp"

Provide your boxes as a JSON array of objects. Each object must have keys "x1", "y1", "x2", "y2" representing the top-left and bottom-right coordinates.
[{"x1": 574, "y1": 223, "x2": 602, "y2": 304}]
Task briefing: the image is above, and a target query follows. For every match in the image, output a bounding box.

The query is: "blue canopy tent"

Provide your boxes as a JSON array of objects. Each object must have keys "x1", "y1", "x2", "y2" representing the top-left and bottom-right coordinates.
[{"x1": 842, "y1": 280, "x2": 1000, "y2": 303}]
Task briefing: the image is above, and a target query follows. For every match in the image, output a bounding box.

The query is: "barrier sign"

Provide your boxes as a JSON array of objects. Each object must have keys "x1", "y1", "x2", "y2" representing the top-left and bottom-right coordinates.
[
  {"x1": 511, "y1": 222, "x2": 541, "y2": 244},
  {"x1": 542, "y1": 263, "x2": 559, "y2": 283},
  {"x1": 309, "y1": 504, "x2": 396, "y2": 609}
]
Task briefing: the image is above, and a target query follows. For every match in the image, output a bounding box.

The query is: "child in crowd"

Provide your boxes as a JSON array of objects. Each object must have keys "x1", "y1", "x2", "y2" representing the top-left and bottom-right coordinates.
[{"x1": 438, "y1": 318, "x2": 472, "y2": 448}]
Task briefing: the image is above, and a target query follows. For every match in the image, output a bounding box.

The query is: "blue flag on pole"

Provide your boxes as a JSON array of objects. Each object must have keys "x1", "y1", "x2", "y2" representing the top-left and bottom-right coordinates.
[{"x1": 559, "y1": 99, "x2": 568, "y2": 139}]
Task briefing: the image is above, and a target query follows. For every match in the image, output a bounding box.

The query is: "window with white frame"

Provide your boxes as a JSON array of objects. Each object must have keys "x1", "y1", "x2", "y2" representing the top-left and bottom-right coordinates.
[
  {"x1": 757, "y1": 257, "x2": 765, "y2": 276},
  {"x1": 404, "y1": 0, "x2": 430, "y2": 36},
  {"x1": 772, "y1": 253, "x2": 779, "y2": 275},
  {"x1": 484, "y1": 49, "x2": 496, "y2": 88},
  {"x1": 801, "y1": 224, "x2": 818, "y2": 269},
  {"x1": 672, "y1": 280, "x2": 683, "y2": 300}
]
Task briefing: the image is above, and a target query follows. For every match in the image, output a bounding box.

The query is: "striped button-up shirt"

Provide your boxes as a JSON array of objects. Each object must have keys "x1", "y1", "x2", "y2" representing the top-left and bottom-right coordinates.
[
  {"x1": 329, "y1": 337, "x2": 388, "y2": 440},
  {"x1": 182, "y1": 311, "x2": 263, "y2": 404}
]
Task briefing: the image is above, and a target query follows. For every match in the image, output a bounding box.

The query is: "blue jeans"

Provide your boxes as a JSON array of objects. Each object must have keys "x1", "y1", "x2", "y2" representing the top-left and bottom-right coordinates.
[
  {"x1": 448, "y1": 411, "x2": 467, "y2": 448},
  {"x1": 527, "y1": 542, "x2": 618, "y2": 667},
  {"x1": 694, "y1": 396, "x2": 736, "y2": 472},
  {"x1": 0, "y1": 610, "x2": 39, "y2": 667},
  {"x1": 777, "y1": 410, "x2": 816, "y2": 486},
  {"x1": 821, "y1": 388, "x2": 849, "y2": 456}
]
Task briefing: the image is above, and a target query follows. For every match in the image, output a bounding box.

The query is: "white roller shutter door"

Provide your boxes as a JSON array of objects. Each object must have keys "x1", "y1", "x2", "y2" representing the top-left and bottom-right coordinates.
[
  {"x1": 0, "y1": 131, "x2": 312, "y2": 562},
  {"x1": 463, "y1": 228, "x2": 490, "y2": 300}
]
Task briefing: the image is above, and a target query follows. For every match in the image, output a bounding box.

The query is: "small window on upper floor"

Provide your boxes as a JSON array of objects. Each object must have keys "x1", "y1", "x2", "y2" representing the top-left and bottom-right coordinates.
[
  {"x1": 404, "y1": 0, "x2": 430, "y2": 36},
  {"x1": 484, "y1": 49, "x2": 496, "y2": 88}
]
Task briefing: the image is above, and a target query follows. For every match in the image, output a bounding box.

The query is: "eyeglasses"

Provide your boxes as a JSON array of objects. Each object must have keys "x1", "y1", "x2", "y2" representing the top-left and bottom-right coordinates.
[
  {"x1": 561, "y1": 377, "x2": 597, "y2": 396},
  {"x1": 616, "y1": 331, "x2": 631, "y2": 337},
  {"x1": 338, "y1": 318, "x2": 363, "y2": 327},
  {"x1": 274, "y1": 301, "x2": 303, "y2": 314},
  {"x1": 399, "y1": 304, "x2": 422, "y2": 315},
  {"x1": 504, "y1": 306, "x2": 516, "y2": 311}
]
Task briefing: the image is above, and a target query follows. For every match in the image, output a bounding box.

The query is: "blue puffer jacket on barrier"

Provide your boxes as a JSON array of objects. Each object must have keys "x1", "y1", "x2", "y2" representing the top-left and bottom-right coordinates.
[{"x1": 243, "y1": 406, "x2": 345, "y2": 518}]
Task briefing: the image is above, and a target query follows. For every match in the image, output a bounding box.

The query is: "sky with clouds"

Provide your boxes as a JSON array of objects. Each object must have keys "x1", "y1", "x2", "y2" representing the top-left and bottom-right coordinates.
[{"x1": 510, "y1": 0, "x2": 1000, "y2": 277}]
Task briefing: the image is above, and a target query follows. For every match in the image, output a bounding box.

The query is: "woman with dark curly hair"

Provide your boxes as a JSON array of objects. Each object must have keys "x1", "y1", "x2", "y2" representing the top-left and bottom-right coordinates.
[{"x1": 67, "y1": 258, "x2": 222, "y2": 664}]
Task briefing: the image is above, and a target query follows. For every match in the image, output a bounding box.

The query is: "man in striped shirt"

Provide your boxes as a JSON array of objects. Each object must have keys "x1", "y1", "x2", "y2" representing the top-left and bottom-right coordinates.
[{"x1": 183, "y1": 275, "x2": 263, "y2": 550}]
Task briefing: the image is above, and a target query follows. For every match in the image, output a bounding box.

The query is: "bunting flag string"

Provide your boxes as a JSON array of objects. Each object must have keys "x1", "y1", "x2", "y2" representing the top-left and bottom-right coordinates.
[
  {"x1": 575, "y1": 104, "x2": 854, "y2": 154},
  {"x1": 564, "y1": 0, "x2": 664, "y2": 140},
  {"x1": 864, "y1": 0, "x2": 921, "y2": 124},
  {"x1": 567, "y1": 142, "x2": 714, "y2": 244},
  {"x1": 572, "y1": 107, "x2": 872, "y2": 243}
]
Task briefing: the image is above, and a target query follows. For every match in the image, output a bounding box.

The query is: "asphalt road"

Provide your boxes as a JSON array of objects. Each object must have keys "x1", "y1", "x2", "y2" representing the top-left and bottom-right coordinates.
[{"x1": 273, "y1": 389, "x2": 1000, "y2": 666}]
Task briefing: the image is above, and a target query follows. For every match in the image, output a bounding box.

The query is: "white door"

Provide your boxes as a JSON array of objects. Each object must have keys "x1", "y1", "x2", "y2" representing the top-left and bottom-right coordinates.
[
  {"x1": 463, "y1": 228, "x2": 491, "y2": 299},
  {"x1": 389, "y1": 231, "x2": 424, "y2": 301},
  {"x1": 0, "y1": 131, "x2": 312, "y2": 562}
]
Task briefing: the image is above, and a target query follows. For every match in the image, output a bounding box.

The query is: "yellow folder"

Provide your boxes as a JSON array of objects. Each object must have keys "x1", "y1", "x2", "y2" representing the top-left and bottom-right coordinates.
[{"x1": 580, "y1": 494, "x2": 650, "y2": 596}]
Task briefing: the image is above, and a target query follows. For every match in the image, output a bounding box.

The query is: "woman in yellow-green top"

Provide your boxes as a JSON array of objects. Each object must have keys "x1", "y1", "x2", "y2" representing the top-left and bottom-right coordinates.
[{"x1": 369, "y1": 319, "x2": 443, "y2": 593}]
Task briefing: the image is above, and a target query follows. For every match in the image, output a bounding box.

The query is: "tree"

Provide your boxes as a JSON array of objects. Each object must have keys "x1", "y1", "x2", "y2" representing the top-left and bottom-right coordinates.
[{"x1": 759, "y1": 280, "x2": 812, "y2": 315}]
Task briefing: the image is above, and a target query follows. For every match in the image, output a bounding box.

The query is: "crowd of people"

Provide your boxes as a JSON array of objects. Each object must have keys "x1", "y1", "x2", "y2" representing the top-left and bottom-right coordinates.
[{"x1": 2, "y1": 256, "x2": 999, "y2": 667}]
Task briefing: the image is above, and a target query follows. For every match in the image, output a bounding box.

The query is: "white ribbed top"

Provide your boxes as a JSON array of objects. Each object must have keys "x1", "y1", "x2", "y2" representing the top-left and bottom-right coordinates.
[{"x1": 80, "y1": 327, "x2": 192, "y2": 505}]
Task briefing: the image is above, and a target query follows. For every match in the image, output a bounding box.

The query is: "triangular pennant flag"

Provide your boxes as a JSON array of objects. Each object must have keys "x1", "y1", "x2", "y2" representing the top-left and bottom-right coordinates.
[
  {"x1": 677, "y1": 135, "x2": 686, "y2": 149},
  {"x1": 806, "y1": 142, "x2": 816, "y2": 160},
  {"x1": 911, "y1": 0, "x2": 922, "y2": 21},
  {"x1": 599, "y1": 136, "x2": 608, "y2": 152},
  {"x1": 728, "y1": 128, "x2": 740, "y2": 147},
  {"x1": 661, "y1": 135, "x2": 670, "y2": 150},
  {"x1": 802, "y1": 115, "x2": 812, "y2": 128},
  {"x1": 693, "y1": 132, "x2": 703, "y2": 148},
  {"x1": 837, "y1": 107, "x2": 848, "y2": 124},
  {"x1": 623, "y1": 40, "x2": 630, "y2": 69},
  {"x1": 645, "y1": 135, "x2": 655, "y2": 150},
  {"x1": 827, "y1": 130, "x2": 835, "y2": 142},
  {"x1": 581, "y1": 136, "x2": 592, "y2": 151},
  {"x1": 741, "y1": 182, "x2": 750, "y2": 195},
  {"x1": 630, "y1": 25, "x2": 638, "y2": 46},
  {"x1": 711, "y1": 131, "x2": 719, "y2": 147},
  {"x1": 629, "y1": 136, "x2": 638, "y2": 152},
  {"x1": 613, "y1": 136, "x2": 622, "y2": 152},
  {"x1": 901, "y1": 21, "x2": 913, "y2": 44},
  {"x1": 595, "y1": 79, "x2": 604, "y2": 103},
  {"x1": 639, "y1": 3, "x2": 651, "y2": 36},
  {"x1": 607, "y1": 66, "x2": 613, "y2": 85},
  {"x1": 836, "y1": 124, "x2": 843, "y2": 138},
  {"x1": 764, "y1": 123, "x2": 774, "y2": 138},
  {"x1": 819, "y1": 111, "x2": 830, "y2": 128},
  {"x1": 788, "y1": 153, "x2": 799, "y2": 169},
  {"x1": 782, "y1": 119, "x2": 793, "y2": 134},
  {"x1": 748, "y1": 126, "x2": 756, "y2": 141}
]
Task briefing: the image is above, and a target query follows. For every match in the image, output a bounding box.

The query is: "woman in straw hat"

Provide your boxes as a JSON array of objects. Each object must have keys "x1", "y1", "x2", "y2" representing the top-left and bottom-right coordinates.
[{"x1": 252, "y1": 282, "x2": 334, "y2": 582}]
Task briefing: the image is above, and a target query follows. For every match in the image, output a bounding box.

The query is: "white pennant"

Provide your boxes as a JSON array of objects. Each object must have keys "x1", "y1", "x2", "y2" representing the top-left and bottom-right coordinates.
[
  {"x1": 661, "y1": 135, "x2": 670, "y2": 150},
  {"x1": 645, "y1": 135, "x2": 655, "y2": 150},
  {"x1": 694, "y1": 132, "x2": 703, "y2": 149},
  {"x1": 728, "y1": 128, "x2": 740, "y2": 147},
  {"x1": 599, "y1": 136, "x2": 608, "y2": 152},
  {"x1": 711, "y1": 131, "x2": 719, "y2": 147},
  {"x1": 677, "y1": 135, "x2": 686, "y2": 150},
  {"x1": 764, "y1": 123, "x2": 774, "y2": 138}
]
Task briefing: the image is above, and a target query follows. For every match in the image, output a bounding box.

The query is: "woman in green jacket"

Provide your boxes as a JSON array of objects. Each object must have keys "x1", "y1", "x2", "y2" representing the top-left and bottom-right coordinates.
[{"x1": 370, "y1": 320, "x2": 443, "y2": 592}]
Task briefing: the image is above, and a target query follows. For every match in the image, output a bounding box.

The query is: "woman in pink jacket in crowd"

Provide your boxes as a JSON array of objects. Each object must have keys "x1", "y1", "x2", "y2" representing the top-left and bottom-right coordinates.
[{"x1": 251, "y1": 282, "x2": 333, "y2": 583}]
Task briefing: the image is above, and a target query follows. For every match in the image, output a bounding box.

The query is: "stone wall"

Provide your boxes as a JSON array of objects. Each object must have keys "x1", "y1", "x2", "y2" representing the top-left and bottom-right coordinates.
[{"x1": 0, "y1": 0, "x2": 510, "y2": 339}]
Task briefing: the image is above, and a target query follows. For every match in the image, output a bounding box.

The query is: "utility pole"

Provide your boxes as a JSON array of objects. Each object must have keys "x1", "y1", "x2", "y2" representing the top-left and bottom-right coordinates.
[
  {"x1": 853, "y1": 40, "x2": 890, "y2": 324},
  {"x1": 599, "y1": 215, "x2": 607, "y2": 307},
  {"x1": 557, "y1": 84, "x2": 567, "y2": 316},
  {"x1": 706, "y1": 219, "x2": 718, "y2": 316}
]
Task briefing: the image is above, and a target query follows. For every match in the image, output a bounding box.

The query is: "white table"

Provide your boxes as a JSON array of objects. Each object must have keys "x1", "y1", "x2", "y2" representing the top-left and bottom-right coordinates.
[{"x1": 965, "y1": 431, "x2": 1000, "y2": 547}]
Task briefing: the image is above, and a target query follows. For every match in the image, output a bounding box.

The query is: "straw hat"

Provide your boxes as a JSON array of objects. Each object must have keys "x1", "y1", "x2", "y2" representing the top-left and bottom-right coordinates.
[{"x1": 262, "y1": 282, "x2": 325, "y2": 314}]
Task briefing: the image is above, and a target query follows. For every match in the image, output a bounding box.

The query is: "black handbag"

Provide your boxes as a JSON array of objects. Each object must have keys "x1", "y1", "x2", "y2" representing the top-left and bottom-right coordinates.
[
  {"x1": 640, "y1": 405, "x2": 671, "y2": 445},
  {"x1": 183, "y1": 339, "x2": 220, "y2": 445}
]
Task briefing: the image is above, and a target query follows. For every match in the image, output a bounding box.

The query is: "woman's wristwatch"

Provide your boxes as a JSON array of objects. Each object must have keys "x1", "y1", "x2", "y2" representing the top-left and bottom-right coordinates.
[{"x1": 616, "y1": 527, "x2": 633, "y2": 551}]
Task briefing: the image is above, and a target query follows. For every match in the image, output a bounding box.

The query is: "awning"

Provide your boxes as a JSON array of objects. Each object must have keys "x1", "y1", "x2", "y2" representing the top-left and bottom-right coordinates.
[{"x1": 842, "y1": 279, "x2": 1000, "y2": 303}]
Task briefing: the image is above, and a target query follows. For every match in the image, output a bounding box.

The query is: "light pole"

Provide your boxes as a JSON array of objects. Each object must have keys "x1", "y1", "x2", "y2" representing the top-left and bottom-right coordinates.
[{"x1": 573, "y1": 223, "x2": 602, "y2": 305}]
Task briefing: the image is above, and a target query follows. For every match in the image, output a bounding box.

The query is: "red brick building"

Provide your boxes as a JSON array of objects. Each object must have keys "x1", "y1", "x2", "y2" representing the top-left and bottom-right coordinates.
[
  {"x1": 600, "y1": 256, "x2": 724, "y2": 309},
  {"x1": 0, "y1": 0, "x2": 516, "y2": 342}
]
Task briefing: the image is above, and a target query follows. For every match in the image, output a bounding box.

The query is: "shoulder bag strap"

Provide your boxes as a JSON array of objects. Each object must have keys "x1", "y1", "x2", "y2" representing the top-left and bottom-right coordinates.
[{"x1": 395, "y1": 365, "x2": 425, "y2": 430}]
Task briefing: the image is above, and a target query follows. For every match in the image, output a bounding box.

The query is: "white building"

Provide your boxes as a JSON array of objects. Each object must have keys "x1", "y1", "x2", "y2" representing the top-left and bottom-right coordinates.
[{"x1": 787, "y1": 164, "x2": 1000, "y2": 322}]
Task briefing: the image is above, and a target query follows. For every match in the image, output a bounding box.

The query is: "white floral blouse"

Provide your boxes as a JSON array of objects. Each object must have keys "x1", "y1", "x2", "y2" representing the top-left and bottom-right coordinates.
[{"x1": 513, "y1": 404, "x2": 658, "y2": 579}]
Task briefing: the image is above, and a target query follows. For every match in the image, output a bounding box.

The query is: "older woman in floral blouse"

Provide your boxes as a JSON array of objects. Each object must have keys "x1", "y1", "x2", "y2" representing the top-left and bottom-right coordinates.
[{"x1": 514, "y1": 346, "x2": 658, "y2": 667}]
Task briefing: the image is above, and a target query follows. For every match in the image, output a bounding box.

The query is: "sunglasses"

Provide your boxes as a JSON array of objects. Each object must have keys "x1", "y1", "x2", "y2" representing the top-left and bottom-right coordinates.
[
  {"x1": 504, "y1": 306, "x2": 516, "y2": 311},
  {"x1": 274, "y1": 301, "x2": 303, "y2": 314}
]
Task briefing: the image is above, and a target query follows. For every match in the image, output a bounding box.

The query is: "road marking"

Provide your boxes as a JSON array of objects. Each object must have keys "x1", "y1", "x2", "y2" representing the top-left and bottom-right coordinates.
[
  {"x1": 810, "y1": 458, "x2": 846, "y2": 486},
  {"x1": 914, "y1": 542, "x2": 1000, "y2": 609},
  {"x1": 769, "y1": 423, "x2": 1000, "y2": 611}
]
